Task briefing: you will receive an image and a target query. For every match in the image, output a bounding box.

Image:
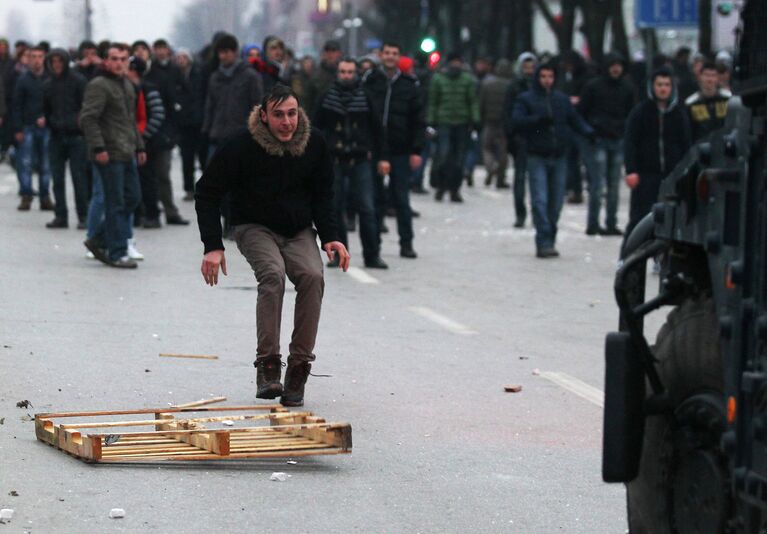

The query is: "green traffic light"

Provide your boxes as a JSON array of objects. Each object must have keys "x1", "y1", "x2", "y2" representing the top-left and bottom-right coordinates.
[{"x1": 420, "y1": 37, "x2": 436, "y2": 54}]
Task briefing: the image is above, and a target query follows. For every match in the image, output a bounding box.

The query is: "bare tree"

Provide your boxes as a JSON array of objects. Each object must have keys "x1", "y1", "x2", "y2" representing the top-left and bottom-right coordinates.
[{"x1": 171, "y1": 0, "x2": 260, "y2": 52}]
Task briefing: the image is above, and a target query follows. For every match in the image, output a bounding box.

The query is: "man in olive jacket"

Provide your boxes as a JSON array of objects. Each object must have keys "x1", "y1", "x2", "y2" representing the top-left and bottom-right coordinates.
[
  {"x1": 196, "y1": 85, "x2": 349, "y2": 407},
  {"x1": 427, "y1": 52, "x2": 480, "y2": 202},
  {"x1": 80, "y1": 43, "x2": 146, "y2": 269}
]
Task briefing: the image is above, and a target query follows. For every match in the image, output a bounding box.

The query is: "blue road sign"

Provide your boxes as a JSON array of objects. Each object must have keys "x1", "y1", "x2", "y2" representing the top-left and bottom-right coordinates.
[{"x1": 635, "y1": 0, "x2": 698, "y2": 28}]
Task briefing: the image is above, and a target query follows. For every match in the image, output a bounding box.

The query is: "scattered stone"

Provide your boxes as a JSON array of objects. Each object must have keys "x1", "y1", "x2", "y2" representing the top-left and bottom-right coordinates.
[
  {"x1": 221, "y1": 420, "x2": 234, "y2": 427},
  {"x1": 0, "y1": 418, "x2": 4, "y2": 425},
  {"x1": 269, "y1": 472, "x2": 288, "y2": 482},
  {"x1": 504, "y1": 385, "x2": 523, "y2": 393},
  {"x1": 109, "y1": 508, "x2": 126, "y2": 519},
  {"x1": 286, "y1": 460, "x2": 298, "y2": 465},
  {"x1": 8, "y1": 491, "x2": 18, "y2": 497},
  {"x1": 518, "y1": 356, "x2": 529, "y2": 360},
  {"x1": 532, "y1": 368, "x2": 541, "y2": 376},
  {"x1": 16, "y1": 400, "x2": 32, "y2": 409},
  {"x1": 0, "y1": 509, "x2": 14, "y2": 520},
  {"x1": 145, "y1": 369, "x2": 151, "y2": 373}
]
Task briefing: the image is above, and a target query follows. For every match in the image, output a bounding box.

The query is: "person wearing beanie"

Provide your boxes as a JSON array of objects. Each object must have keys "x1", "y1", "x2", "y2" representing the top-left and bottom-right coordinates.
[{"x1": 201, "y1": 33, "x2": 263, "y2": 237}]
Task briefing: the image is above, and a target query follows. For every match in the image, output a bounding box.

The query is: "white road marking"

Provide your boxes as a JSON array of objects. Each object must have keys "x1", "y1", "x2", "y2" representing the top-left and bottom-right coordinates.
[
  {"x1": 409, "y1": 306, "x2": 478, "y2": 335},
  {"x1": 539, "y1": 371, "x2": 604, "y2": 408},
  {"x1": 346, "y1": 266, "x2": 380, "y2": 285}
]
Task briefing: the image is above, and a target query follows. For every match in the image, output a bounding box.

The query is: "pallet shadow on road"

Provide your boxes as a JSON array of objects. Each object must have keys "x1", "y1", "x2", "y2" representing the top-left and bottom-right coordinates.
[{"x1": 90, "y1": 458, "x2": 342, "y2": 472}]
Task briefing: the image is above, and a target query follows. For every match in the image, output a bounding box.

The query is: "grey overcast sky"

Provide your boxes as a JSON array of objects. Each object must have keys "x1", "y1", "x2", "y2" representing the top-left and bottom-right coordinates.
[{"x1": 1, "y1": 0, "x2": 196, "y2": 45}]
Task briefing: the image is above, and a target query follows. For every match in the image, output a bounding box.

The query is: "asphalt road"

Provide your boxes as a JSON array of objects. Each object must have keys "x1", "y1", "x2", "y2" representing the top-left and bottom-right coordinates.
[{"x1": 0, "y1": 156, "x2": 643, "y2": 533}]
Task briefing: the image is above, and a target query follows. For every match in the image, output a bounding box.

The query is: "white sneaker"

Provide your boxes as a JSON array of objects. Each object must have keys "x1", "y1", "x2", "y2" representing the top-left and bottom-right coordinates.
[{"x1": 127, "y1": 239, "x2": 144, "y2": 261}]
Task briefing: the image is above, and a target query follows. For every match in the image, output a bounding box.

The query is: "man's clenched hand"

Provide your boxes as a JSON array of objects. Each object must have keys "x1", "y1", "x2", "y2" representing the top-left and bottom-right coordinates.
[{"x1": 323, "y1": 241, "x2": 350, "y2": 272}]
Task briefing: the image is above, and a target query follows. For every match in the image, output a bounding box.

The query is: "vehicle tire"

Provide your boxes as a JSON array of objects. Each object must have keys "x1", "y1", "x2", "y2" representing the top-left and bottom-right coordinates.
[{"x1": 626, "y1": 295, "x2": 724, "y2": 533}]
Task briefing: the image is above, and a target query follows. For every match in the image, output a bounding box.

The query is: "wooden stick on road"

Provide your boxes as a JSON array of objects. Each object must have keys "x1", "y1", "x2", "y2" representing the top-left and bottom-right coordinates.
[{"x1": 159, "y1": 353, "x2": 219, "y2": 360}]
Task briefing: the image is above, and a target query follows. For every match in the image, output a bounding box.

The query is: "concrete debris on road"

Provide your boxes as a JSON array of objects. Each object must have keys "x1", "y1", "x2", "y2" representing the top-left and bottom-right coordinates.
[
  {"x1": 15, "y1": 400, "x2": 32, "y2": 409},
  {"x1": 221, "y1": 420, "x2": 234, "y2": 426},
  {"x1": 532, "y1": 368, "x2": 541, "y2": 376},
  {"x1": 8, "y1": 491, "x2": 18, "y2": 497},
  {"x1": 0, "y1": 509, "x2": 14, "y2": 520},
  {"x1": 109, "y1": 508, "x2": 126, "y2": 519},
  {"x1": 504, "y1": 385, "x2": 523, "y2": 393},
  {"x1": 270, "y1": 472, "x2": 289, "y2": 482}
]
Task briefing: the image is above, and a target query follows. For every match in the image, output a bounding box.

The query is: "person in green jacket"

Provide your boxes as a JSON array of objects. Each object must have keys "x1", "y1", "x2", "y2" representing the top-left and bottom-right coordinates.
[{"x1": 427, "y1": 52, "x2": 479, "y2": 203}]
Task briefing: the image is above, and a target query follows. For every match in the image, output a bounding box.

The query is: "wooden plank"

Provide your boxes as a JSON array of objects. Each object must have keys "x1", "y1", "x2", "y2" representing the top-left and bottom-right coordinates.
[
  {"x1": 61, "y1": 411, "x2": 314, "y2": 429},
  {"x1": 37, "y1": 405, "x2": 286, "y2": 419},
  {"x1": 172, "y1": 396, "x2": 227, "y2": 408},
  {"x1": 96, "y1": 448, "x2": 350, "y2": 463},
  {"x1": 159, "y1": 353, "x2": 219, "y2": 360},
  {"x1": 85, "y1": 422, "x2": 348, "y2": 438}
]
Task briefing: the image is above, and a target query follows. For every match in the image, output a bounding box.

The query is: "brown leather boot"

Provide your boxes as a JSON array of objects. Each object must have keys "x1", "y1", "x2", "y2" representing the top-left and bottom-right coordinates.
[
  {"x1": 17, "y1": 195, "x2": 33, "y2": 211},
  {"x1": 281, "y1": 360, "x2": 312, "y2": 407},
  {"x1": 254, "y1": 355, "x2": 283, "y2": 399},
  {"x1": 40, "y1": 197, "x2": 55, "y2": 211}
]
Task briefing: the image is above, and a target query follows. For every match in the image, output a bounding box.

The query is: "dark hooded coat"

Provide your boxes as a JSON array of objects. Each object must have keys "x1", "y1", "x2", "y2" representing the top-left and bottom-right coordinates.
[{"x1": 43, "y1": 49, "x2": 88, "y2": 134}]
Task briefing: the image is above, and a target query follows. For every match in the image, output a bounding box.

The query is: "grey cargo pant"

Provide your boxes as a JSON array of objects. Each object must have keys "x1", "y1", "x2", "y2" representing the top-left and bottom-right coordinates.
[{"x1": 234, "y1": 224, "x2": 324, "y2": 363}]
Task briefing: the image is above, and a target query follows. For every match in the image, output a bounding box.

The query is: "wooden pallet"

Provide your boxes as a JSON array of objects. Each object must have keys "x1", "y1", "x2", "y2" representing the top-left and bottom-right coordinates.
[{"x1": 35, "y1": 403, "x2": 352, "y2": 463}]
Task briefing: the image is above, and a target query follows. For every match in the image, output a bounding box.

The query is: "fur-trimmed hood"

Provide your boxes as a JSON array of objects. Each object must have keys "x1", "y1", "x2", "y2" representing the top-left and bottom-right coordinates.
[{"x1": 247, "y1": 105, "x2": 311, "y2": 157}]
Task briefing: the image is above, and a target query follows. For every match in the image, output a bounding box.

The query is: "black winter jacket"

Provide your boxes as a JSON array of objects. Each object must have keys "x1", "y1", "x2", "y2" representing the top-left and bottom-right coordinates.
[
  {"x1": 503, "y1": 76, "x2": 533, "y2": 139},
  {"x1": 511, "y1": 69, "x2": 593, "y2": 158},
  {"x1": 11, "y1": 69, "x2": 49, "y2": 132},
  {"x1": 314, "y1": 80, "x2": 382, "y2": 160},
  {"x1": 363, "y1": 68, "x2": 425, "y2": 156},
  {"x1": 195, "y1": 106, "x2": 338, "y2": 253},
  {"x1": 43, "y1": 50, "x2": 87, "y2": 135},
  {"x1": 202, "y1": 60, "x2": 263, "y2": 143},
  {"x1": 174, "y1": 64, "x2": 205, "y2": 128},
  {"x1": 624, "y1": 97, "x2": 691, "y2": 177},
  {"x1": 578, "y1": 74, "x2": 636, "y2": 139}
]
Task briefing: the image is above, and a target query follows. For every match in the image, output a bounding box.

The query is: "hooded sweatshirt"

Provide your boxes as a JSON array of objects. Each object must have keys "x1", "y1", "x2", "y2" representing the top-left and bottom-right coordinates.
[
  {"x1": 511, "y1": 65, "x2": 593, "y2": 157},
  {"x1": 42, "y1": 48, "x2": 88, "y2": 134},
  {"x1": 623, "y1": 74, "x2": 692, "y2": 176}
]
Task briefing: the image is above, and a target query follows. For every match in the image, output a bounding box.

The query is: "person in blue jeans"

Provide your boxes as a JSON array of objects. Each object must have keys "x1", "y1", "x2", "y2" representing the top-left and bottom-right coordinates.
[
  {"x1": 314, "y1": 58, "x2": 388, "y2": 268},
  {"x1": 578, "y1": 52, "x2": 637, "y2": 235},
  {"x1": 11, "y1": 45, "x2": 53, "y2": 211},
  {"x1": 79, "y1": 43, "x2": 146, "y2": 269},
  {"x1": 512, "y1": 63, "x2": 594, "y2": 258}
]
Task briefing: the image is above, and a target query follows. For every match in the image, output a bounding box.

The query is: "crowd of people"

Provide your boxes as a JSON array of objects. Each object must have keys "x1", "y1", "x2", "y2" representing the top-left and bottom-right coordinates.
[{"x1": 0, "y1": 33, "x2": 735, "y2": 266}]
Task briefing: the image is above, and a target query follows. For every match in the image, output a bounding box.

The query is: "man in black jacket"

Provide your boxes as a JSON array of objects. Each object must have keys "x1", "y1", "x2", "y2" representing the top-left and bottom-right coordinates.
[
  {"x1": 504, "y1": 51, "x2": 537, "y2": 228},
  {"x1": 315, "y1": 58, "x2": 388, "y2": 269},
  {"x1": 196, "y1": 85, "x2": 349, "y2": 407},
  {"x1": 623, "y1": 67, "x2": 692, "y2": 251},
  {"x1": 174, "y1": 48, "x2": 206, "y2": 200},
  {"x1": 43, "y1": 48, "x2": 88, "y2": 229},
  {"x1": 364, "y1": 42, "x2": 424, "y2": 259},
  {"x1": 578, "y1": 53, "x2": 636, "y2": 236}
]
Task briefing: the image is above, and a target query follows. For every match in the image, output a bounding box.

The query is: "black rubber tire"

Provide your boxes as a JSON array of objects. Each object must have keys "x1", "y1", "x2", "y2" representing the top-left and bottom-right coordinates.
[{"x1": 626, "y1": 295, "x2": 723, "y2": 534}]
